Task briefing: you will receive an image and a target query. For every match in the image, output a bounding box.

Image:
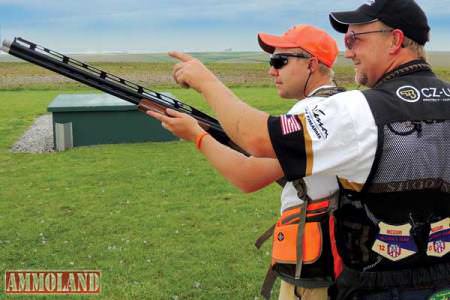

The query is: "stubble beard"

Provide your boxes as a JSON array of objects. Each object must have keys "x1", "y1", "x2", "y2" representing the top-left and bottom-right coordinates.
[{"x1": 355, "y1": 71, "x2": 369, "y2": 87}]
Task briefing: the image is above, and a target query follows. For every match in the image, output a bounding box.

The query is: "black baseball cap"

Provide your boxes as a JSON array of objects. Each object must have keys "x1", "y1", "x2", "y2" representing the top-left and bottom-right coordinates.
[{"x1": 329, "y1": 0, "x2": 430, "y2": 45}]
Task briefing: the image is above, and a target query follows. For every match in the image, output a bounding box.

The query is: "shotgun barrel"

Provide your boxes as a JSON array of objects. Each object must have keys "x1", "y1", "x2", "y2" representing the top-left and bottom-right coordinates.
[{"x1": 1, "y1": 37, "x2": 241, "y2": 150}]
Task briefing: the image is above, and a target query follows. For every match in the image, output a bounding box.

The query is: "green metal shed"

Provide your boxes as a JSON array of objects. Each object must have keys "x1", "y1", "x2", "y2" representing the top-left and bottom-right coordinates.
[{"x1": 48, "y1": 93, "x2": 177, "y2": 150}]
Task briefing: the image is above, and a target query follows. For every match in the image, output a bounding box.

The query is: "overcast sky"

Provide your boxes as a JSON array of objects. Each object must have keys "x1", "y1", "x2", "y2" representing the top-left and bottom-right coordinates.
[{"x1": 0, "y1": 0, "x2": 449, "y2": 53}]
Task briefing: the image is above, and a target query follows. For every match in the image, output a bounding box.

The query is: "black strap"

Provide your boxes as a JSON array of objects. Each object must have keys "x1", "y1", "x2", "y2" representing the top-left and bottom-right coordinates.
[
  {"x1": 310, "y1": 86, "x2": 346, "y2": 98},
  {"x1": 295, "y1": 202, "x2": 307, "y2": 279},
  {"x1": 255, "y1": 224, "x2": 275, "y2": 249},
  {"x1": 334, "y1": 262, "x2": 450, "y2": 300},
  {"x1": 292, "y1": 179, "x2": 310, "y2": 280},
  {"x1": 260, "y1": 267, "x2": 278, "y2": 300}
]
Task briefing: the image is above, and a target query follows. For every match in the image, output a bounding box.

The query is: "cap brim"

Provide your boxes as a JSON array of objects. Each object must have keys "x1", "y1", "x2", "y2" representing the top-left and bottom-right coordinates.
[
  {"x1": 329, "y1": 11, "x2": 377, "y2": 33},
  {"x1": 257, "y1": 33, "x2": 299, "y2": 54}
]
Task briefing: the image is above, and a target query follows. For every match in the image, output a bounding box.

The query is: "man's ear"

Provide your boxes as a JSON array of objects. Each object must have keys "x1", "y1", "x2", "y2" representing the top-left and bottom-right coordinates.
[
  {"x1": 308, "y1": 57, "x2": 320, "y2": 72},
  {"x1": 390, "y1": 29, "x2": 405, "y2": 54}
]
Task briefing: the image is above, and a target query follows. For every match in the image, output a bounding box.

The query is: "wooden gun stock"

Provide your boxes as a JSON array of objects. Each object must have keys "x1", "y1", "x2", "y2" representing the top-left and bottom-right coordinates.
[{"x1": 137, "y1": 99, "x2": 212, "y2": 132}]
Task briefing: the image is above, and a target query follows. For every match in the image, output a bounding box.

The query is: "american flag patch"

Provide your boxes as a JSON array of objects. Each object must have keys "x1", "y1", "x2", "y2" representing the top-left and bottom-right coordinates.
[{"x1": 280, "y1": 115, "x2": 302, "y2": 135}]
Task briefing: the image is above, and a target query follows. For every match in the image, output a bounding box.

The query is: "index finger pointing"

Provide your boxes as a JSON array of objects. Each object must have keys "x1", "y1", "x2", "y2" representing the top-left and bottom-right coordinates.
[{"x1": 168, "y1": 51, "x2": 194, "y2": 62}]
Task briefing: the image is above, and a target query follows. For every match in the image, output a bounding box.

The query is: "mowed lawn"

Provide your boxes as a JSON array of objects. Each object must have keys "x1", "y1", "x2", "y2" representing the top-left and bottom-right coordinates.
[
  {"x1": 0, "y1": 87, "x2": 295, "y2": 299},
  {"x1": 1, "y1": 59, "x2": 449, "y2": 299}
]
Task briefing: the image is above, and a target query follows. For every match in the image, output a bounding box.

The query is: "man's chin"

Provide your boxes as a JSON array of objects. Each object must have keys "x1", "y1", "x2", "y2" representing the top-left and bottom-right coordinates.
[
  {"x1": 355, "y1": 73, "x2": 369, "y2": 87},
  {"x1": 277, "y1": 90, "x2": 286, "y2": 98}
]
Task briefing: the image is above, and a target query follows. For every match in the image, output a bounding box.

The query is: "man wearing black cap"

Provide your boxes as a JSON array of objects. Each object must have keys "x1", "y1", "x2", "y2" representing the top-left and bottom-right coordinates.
[
  {"x1": 329, "y1": 0, "x2": 430, "y2": 88},
  {"x1": 321, "y1": 1, "x2": 449, "y2": 299},
  {"x1": 163, "y1": 0, "x2": 450, "y2": 299}
]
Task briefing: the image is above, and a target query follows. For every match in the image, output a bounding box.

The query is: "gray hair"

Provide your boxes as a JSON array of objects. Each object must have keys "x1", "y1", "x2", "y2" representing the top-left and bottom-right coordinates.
[
  {"x1": 382, "y1": 23, "x2": 427, "y2": 61},
  {"x1": 402, "y1": 36, "x2": 427, "y2": 61}
]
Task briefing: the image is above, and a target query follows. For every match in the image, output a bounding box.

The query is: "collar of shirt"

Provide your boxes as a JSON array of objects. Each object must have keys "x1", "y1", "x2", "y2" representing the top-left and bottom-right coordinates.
[{"x1": 306, "y1": 84, "x2": 337, "y2": 97}]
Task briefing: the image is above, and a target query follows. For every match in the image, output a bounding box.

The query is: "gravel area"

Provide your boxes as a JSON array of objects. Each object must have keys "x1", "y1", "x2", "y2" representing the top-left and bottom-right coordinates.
[{"x1": 11, "y1": 114, "x2": 55, "y2": 153}]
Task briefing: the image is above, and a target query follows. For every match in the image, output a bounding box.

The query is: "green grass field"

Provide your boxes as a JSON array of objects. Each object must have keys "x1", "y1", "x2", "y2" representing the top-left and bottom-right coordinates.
[
  {"x1": 1, "y1": 56, "x2": 449, "y2": 299},
  {"x1": 0, "y1": 87, "x2": 295, "y2": 299}
]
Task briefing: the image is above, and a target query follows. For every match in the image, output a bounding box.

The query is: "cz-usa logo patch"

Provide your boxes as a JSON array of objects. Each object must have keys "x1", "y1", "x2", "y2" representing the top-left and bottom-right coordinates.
[{"x1": 396, "y1": 86, "x2": 420, "y2": 102}]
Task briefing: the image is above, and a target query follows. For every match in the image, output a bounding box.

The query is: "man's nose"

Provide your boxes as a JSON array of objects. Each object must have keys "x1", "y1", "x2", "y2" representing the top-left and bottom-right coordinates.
[
  {"x1": 268, "y1": 66, "x2": 279, "y2": 77},
  {"x1": 344, "y1": 48, "x2": 354, "y2": 59}
]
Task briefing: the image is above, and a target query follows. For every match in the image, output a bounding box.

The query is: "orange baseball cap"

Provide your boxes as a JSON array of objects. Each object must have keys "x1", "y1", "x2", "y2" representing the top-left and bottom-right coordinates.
[{"x1": 258, "y1": 24, "x2": 339, "y2": 67}]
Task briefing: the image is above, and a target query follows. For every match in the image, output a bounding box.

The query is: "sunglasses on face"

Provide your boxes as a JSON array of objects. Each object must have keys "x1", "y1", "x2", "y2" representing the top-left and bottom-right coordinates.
[
  {"x1": 269, "y1": 53, "x2": 311, "y2": 69},
  {"x1": 344, "y1": 29, "x2": 394, "y2": 50}
]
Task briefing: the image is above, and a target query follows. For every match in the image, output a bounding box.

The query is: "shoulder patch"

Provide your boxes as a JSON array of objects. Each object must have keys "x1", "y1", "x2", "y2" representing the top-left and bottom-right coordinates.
[
  {"x1": 396, "y1": 86, "x2": 420, "y2": 102},
  {"x1": 305, "y1": 105, "x2": 328, "y2": 139},
  {"x1": 280, "y1": 115, "x2": 302, "y2": 135}
]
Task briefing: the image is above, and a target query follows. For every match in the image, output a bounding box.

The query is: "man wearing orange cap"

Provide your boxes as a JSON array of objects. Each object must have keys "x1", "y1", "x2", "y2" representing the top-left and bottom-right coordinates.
[{"x1": 148, "y1": 25, "x2": 343, "y2": 300}]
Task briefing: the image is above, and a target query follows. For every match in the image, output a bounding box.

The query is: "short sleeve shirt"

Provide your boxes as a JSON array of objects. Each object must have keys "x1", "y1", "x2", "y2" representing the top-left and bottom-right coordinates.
[
  {"x1": 280, "y1": 90, "x2": 340, "y2": 212},
  {"x1": 268, "y1": 90, "x2": 379, "y2": 191}
]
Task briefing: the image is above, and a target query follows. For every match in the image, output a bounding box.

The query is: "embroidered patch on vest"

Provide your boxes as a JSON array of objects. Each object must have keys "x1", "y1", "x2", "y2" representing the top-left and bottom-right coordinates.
[
  {"x1": 396, "y1": 85, "x2": 421, "y2": 102},
  {"x1": 305, "y1": 105, "x2": 328, "y2": 140},
  {"x1": 427, "y1": 217, "x2": 450, "y2": 257},
  {"x1": 372, "y1": 222, "x2": 418, "y2": 261},
  {"x1": 280, "y1": 115, "x2": 302, "y2": 135}
]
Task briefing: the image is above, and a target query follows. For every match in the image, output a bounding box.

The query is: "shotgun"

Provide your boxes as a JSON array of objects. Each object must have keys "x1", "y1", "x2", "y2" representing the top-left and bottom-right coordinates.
[{"x1": 1, "y1": 37, "x2": 244, "y2": 152}]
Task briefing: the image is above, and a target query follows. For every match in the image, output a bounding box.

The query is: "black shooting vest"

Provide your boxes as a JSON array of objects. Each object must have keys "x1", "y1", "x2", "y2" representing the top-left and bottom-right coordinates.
[{"x1": 333, "y1": 61, "x2": 450, "y2": 299}]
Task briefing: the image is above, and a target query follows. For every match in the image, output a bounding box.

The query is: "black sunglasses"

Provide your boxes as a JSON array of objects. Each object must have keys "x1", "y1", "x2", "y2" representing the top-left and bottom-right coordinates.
[{"x1": 269, "y1": 53, "x2": 311, "y2": 69}]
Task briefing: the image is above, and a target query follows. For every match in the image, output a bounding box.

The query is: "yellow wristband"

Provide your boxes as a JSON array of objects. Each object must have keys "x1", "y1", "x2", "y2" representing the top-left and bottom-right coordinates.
[{"x1": 195, "y1": 132, "x2": 209, "y2": 150}]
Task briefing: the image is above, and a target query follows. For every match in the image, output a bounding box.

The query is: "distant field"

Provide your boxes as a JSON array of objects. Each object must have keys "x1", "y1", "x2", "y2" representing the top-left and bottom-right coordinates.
[
  {"x1": 0, "y1": 51, "x2": 448, "y2": 91},
  {"x1": 1, "y1": 51, "x2": 450, "y2": 66},
  {"x1": 1, "y1": 62, "x2": 449, "y2": 92},
  {"x1": 0, "y1": 62, "x2": 275, "y2": 90},
  {"x1": 0, "y1": 51, "x2": 271, "y2": 63}
]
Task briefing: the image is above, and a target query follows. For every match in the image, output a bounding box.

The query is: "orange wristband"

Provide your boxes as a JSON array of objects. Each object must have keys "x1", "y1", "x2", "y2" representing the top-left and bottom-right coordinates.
[{"x1": 195, "y1": 132, "x2": 209, "y2": 150}]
